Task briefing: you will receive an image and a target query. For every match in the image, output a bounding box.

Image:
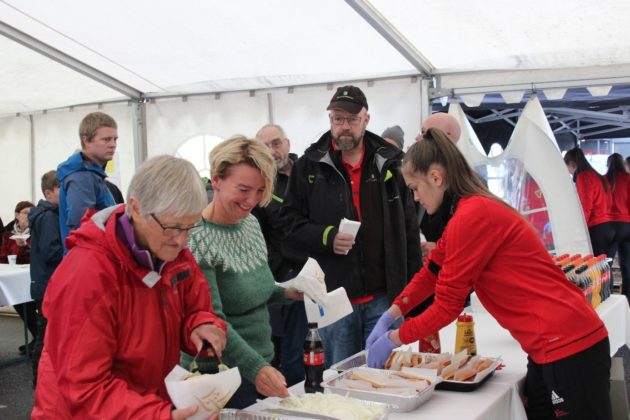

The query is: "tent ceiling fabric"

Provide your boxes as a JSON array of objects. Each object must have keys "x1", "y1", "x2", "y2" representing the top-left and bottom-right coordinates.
[{"x1": 1, "y1": 0, "x2": 630, "y2": 116}]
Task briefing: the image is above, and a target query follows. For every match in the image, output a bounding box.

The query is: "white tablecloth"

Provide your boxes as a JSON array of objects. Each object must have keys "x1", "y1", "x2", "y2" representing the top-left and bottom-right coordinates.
[
  {"x1": 248, "y1": 294, "x2": 630, "y2": 420},
  {"x1": 0, "y1": 264, "x2": 31, "y2": 306}
]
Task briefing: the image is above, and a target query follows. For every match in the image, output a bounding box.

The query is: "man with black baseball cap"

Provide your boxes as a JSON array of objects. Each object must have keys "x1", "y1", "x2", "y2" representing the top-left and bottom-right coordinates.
[{"x1": 281, "y1": 85, "x2": 420, "y2": 367}]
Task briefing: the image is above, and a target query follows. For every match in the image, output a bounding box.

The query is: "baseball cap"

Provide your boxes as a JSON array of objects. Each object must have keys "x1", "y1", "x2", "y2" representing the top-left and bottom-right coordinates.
[{"x1": 326, "y1": 86, "x2": 368, "y2": 114}]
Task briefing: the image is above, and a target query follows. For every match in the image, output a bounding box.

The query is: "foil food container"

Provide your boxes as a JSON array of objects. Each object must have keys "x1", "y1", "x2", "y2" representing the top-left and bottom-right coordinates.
[{"x1": 322, "y1": 367, "x2": 440, "y2": 412}]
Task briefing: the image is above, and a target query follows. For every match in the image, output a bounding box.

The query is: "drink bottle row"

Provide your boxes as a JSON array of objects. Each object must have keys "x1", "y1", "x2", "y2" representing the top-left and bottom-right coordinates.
[{"x1": 553, "y1": 253, "x2": 612, "y2": 308}]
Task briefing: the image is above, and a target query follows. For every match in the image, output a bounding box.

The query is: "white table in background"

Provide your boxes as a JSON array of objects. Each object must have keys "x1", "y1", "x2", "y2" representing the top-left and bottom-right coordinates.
[
  {"x1": 0, "y1": 263, "x2": 31, "y2": 306},
  {"x1": 0, "y1": 263, "x2": 32, "y2": 366},
  {"x1": 247, "y1": 294, "x2": 630, "y2": 420}
]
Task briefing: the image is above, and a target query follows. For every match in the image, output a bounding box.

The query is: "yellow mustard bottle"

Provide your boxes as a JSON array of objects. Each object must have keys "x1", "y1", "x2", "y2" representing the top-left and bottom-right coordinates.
[{"x1": 454, "y1": 313, "x2": 477, "y2": 356}]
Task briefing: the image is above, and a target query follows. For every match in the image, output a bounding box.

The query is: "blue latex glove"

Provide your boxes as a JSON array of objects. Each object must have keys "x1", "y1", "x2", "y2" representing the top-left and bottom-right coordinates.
[
  {"x1": 367, "y1": 333, "x2": 397, "y2": 368},
  {"x1": 366, "y1": 311, "x2": 396, "y2": 348}
]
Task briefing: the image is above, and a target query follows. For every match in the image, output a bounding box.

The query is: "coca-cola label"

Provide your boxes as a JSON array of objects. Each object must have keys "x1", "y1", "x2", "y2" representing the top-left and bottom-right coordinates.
[{"x1": 303, "y1": 351, "x2": 324, "y2": 366}]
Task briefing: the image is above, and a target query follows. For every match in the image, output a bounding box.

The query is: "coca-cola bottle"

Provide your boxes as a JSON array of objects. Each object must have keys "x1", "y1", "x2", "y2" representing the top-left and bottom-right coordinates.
[{"x1": 303, "y1": 322, "x2": 324, "y2": 393}]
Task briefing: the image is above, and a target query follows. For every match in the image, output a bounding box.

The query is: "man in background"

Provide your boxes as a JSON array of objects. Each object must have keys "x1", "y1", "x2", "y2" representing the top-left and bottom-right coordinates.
[
  {"x1": 57, "y1": 112, "x2": 117, "y2": 253},
  {"x1": 382, "y1": 125, "x2": 405, "y2": 150},
  {"x1": 417, "y1": 112, "x2": 461, "y2": 144},
  {"x1": 28, "y1": 170, "x2": 63, "y2": 387},
  {"x1": 254, "y1": 123, "x2": 308, "y2": 386},
  {"x1": 281, "y1": 86, "x2": 420, "y2": 366}
]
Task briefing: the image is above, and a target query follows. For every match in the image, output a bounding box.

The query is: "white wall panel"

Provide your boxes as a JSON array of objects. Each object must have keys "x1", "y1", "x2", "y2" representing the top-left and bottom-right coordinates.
[{"x1": 0, "y1": 116, "x2": 31, "y2": 223}]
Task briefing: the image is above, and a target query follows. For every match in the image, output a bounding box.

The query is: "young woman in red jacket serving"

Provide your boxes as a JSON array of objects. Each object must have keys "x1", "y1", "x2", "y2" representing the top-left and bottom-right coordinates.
[{"x1": 366, "y1": 128, "x2": 612, "y2": 419}]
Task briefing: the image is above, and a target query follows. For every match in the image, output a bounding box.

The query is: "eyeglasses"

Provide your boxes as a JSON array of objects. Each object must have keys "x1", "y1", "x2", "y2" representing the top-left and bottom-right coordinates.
[
  {"x1": 330, "y1": 115, "x2": 362, "y2": 126},
  {"x1": 267, "y1": 138, "x2": 286, "y2": 149},
  {"x1": 150, "y1": 213, "x2": 202, "y2": 237}
]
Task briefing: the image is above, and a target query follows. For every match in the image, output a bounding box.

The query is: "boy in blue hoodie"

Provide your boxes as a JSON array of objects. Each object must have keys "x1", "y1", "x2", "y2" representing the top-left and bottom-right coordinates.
[{"x1": 57, "y1": 112, "x2": 118, "y2": 253}]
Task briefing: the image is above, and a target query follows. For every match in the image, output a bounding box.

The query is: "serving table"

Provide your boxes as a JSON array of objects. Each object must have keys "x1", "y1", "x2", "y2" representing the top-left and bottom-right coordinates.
[
  {"x1": 247, "y1": 294, "x2": 630, "y2": 419},
  {"x1": 0, "y1": 263, "x2": 32, "y2": 366}
]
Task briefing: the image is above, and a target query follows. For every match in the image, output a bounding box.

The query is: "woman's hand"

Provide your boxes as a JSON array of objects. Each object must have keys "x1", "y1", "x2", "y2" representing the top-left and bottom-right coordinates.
[
  {"x1": 190, "y1": 323, "x2": 226, "y2": 357},
  {"x1": 254, "y1": 366, "x2": 289, "y2": 398},
  {"x1": 284, "y1": 287, "x2": 304, "y2": 301}
]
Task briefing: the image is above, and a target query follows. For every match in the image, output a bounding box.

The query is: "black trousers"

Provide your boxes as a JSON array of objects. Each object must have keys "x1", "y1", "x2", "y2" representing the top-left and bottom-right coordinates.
[
  {"x1": 588, "y1": 222, "x2": 615, "y2": 259},
  {"x1": 524, "y1": 338, "x2": 612, "y2": 420},
  {"x1": 13, "y1": 301, "x2": 37, "y2": 338},
  {"x1": 32, "y1": 300, "x2": 47, "y2": 388},
  {"x1": 609, "y1": 221, "x2": 630, "y2": 302}
]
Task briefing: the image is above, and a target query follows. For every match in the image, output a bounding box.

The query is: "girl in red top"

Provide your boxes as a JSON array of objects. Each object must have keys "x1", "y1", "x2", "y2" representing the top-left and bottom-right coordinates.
[
  {"x1": 367, "y1": 128, "x2": 611, "y2": 419},
  {"x1": 564, "y1": 147, "x2": 614, "y2": 259},
  {"x1": 606, "y1": 153, "x2": 630, "y2": 302}
]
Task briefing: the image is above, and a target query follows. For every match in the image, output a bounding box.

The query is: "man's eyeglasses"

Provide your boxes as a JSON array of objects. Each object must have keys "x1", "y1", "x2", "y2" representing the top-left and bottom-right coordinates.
[
  {"x1": 267, "y1": 139, "x2": 286, "y2": 149},
  {"x1": 330, "y1": 115, "x2": 362, "y2": 126},
  {"x1": 150, "y1": 213, "x2": 202, "y2": 237}
]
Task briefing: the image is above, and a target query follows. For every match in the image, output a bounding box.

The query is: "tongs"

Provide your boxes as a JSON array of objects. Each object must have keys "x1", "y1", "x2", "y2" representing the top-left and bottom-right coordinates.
[{"x1": 189, "y1": 340, "x2": 229, "y2": 373}]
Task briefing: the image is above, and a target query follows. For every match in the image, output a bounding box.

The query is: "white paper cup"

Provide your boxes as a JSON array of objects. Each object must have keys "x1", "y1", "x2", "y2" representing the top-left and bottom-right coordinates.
[{"x1": 7, "y1": 255, "x2": 17, "y2": 265}]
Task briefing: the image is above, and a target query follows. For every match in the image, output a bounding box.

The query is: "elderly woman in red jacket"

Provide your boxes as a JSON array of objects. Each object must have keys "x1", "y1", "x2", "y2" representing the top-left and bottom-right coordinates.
[
  {"x1": 367, "y1": 129, "x2": 612, "y2": 419},
  {"x1": 32, "y1": 156, "x2": 227, "y2": 420}
]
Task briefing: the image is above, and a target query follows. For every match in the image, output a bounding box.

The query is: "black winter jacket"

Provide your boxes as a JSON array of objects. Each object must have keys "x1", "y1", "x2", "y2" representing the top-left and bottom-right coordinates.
[
  {"x1": 280, "y1": 130, "x2": 420, "y2": 301},
  {"x1": 28, "y1": 199, "x2": 63, "y2": 301}
]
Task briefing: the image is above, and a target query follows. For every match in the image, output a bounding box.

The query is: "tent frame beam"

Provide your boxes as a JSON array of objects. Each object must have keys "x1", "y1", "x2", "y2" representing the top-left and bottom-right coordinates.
[
  {"x1": 0, "y1": 21, "x2": 142, "y2": 101},
  {"x1": 345, "y1": 0, "x2": 433, "y2": 77}
]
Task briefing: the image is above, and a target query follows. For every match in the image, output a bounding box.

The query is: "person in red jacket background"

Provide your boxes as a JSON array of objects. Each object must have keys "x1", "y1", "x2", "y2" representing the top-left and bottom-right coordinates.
[
  {"x1": 606, "y1": 153, "x2": 630, "y2": 303},
  {"x1": 564, "y1": 147, "x2": 614, "y2": 259},
  {"x1": 32, "y1": 156, "x2": 227, "y2": 420},
  {"x1": 0, "y1": 200, "x2": 34, "y2": 264},
  {"x1": 367, "y1": 128, "x2": 612, "y2": 419},
  {"x1": 1, "y1": 200, "x2": 37, "y2": 355}
]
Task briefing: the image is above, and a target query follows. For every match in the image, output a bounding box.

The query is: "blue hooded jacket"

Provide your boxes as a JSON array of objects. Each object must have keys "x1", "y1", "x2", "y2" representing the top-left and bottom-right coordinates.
[{"x1": 57, "y1": 151, "x2": 115, "y2": 253}]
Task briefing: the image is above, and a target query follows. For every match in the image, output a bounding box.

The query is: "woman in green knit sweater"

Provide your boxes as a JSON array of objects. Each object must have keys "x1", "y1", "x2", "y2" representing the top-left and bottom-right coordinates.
[{"x1": 186, "y1": 136, "x2": 303, "y2": 409}]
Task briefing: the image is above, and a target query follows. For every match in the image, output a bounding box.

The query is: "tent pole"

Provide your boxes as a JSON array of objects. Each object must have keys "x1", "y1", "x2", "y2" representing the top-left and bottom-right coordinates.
[
  {"x1": 29, "y1": 114, "x2": 35, "y2": 202},
  {"x1": 132, "y1": 102, "x2": 147, "y2": 168},
  {"x1": 0, "y1": 21, "x2": 143, "y2": 101},
  {"x1": 345, "y1": 0, "x2": 433, "y2": 76},
  {"x1": 419, "y1": 78, "x2": 430, "y2": 124}
]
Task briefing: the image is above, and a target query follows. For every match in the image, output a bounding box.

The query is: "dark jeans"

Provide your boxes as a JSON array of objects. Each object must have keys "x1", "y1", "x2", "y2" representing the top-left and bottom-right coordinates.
[
  {"x1": 318, "y1": 294, "x2": 391, "y2": 368},
  {"x1": 270, "y1": 301, "x2": 308, "y2": 387},
  {"x1": 524, "y1": 338, "x2": 612, "y2": 420}
]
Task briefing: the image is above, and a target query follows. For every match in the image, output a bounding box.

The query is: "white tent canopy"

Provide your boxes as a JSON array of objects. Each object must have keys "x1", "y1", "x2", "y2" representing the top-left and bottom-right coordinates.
[
  {"x1": 1, "y1": 0, "x2": 629, "y2": 230},
  {"x1": 3, "y1": 0, "x2": 630, "y2": 115}
]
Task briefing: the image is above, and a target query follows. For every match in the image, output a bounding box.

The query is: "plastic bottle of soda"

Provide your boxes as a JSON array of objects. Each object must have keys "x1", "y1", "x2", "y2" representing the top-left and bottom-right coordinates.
[{"x1": 304, "y1": 322, "x2": 324, "y2": 393}]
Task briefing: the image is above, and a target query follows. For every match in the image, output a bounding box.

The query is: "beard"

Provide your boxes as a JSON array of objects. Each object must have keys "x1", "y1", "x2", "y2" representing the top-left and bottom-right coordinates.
[
  {"x1": 333, "y1": 130, "x2": 363, "y2": 151},
  {"x1": 275, "y1": 155, "x2": 290, "y2": 170}
]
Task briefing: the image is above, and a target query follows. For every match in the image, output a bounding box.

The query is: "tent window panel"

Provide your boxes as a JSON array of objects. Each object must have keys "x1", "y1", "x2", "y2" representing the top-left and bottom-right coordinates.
[
  {"x1": 485, "y1": 158, "x2": 555, "y2": 252},
  {"x1": 175, "y1": 134, "x2": 224, "y2": 177}
]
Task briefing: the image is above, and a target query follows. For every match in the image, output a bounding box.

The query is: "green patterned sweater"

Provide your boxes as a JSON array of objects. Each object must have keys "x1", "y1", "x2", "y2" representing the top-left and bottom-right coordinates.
[{"x1": 185, "y1": 214, "x2": 289, "y2": 382}]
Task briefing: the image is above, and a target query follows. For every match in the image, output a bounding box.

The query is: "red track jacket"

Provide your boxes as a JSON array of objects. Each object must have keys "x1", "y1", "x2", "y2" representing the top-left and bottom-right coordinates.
[
  {"x1": 575, "y1": 170, "x2": 613, "y2": 227},
  {"x1": 394, "y1": 196, "x2": 607, "y2": 364},
  {"x1": 610, "y1": 172, "x2": 630, "y2": 223}
]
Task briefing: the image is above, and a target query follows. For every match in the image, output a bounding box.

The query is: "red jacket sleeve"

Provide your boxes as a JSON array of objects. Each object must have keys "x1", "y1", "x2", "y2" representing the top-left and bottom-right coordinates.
[
  {"x1": 396, "y1": 202, "x2": 500, "y2": 344},
  {"x1": 180, "y1": 260, "x2": 227, "y2": 354}
]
